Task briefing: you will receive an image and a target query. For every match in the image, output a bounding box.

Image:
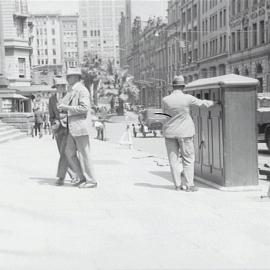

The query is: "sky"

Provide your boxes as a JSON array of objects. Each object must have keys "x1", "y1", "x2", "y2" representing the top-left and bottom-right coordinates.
[{"x1": 28, "y1": 0, "x2": 168, "y2": 20}]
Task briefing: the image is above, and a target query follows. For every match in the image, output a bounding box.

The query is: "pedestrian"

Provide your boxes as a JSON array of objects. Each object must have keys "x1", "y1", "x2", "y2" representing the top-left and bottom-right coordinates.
[
  {"x1": 162, "y1": 75, "x2": 215, "y2": 192},
  {"x1": 58, "y1": 68, "x2": 98, "y2": 188},
  {"x1": 49, "y1": 76, "x2": 76, "y2": 186},
  {"x1": 43, "y1": 112, "x2": 51, "y2": 135},
  {"x1": 33, "y1": 107, "x2": 43, "y2": 138},
  {"x1": 94, "y1": 116, "x2": 105, "y2": 140}
]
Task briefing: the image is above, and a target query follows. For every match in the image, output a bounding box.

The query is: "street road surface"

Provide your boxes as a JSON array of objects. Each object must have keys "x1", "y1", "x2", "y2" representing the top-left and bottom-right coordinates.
[{"x1": 92, "y1": 112, "x2": 270, "y2": 165}]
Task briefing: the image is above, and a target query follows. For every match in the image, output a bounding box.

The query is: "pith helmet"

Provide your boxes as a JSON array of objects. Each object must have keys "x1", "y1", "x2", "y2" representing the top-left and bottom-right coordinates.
[
  {"x1": 172, "y1": 75, "x2": 185, "y2": 86},
  {"x1": 66, "y1": 68, "x2": 82, "y2": 77}
]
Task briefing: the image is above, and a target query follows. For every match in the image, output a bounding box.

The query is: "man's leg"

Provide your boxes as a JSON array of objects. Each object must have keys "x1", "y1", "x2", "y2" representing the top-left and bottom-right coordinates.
[
  {"x1": 179, "y1": 137, "x2": 195, "y2": 188},
  {"x1": 165, "y1": 138, "x2": 181, "y2": 188},
  {"x1": 56, "y1": 132, "x2": 69, "y2": 181},
  {"x1": 74, "y1": 135, "x2": 97, "y2": 187},
  {"x1": 65, "y1": 134, "x2": 85, "y2": 182}
]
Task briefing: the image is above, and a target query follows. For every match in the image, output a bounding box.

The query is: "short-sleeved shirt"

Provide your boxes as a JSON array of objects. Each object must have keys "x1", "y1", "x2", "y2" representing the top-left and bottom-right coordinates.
[{"x1": 162, "y1": 90, "x2": 213, "y2": 138}]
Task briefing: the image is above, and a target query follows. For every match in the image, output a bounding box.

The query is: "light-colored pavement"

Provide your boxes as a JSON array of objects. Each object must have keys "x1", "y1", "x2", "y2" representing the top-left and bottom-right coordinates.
[{"x1": 0, "y1": 135, "x2": 270, "y2": 270}]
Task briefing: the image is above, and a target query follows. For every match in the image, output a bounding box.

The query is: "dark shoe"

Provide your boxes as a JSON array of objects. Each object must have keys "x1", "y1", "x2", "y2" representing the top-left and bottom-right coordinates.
[
  {"x1": 185, "y1": 186, "x2": 198, "y2": 192},
  {"x1": 55, "y1": 178, "x2": 64, "y2": 186},
  {"x1": 79, "y1": 182, "x2": 97, "y2": 188},
  {"x1": 72, "y1": 179, "x2": 86, "y2": 187}
]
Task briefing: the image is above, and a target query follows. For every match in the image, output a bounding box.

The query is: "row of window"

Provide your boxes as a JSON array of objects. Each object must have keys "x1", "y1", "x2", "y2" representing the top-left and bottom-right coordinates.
[
  {"x1": 36, "y1": 28, "x2": 55, "y2": 35},
  {"x1": 37, "y1": 49, "x2": 57, "y2": 56},
  {"x1": 202, "y1": 0, "x2": 221, "y2": 13},
  {"x1": 63, "y1": 31, "x2": 77, "y2": 36},
  {"x1": 64, "y1": 52, "x2": 78, "y2": 57},
  {"x1": 231, "y1": 0, "x2": 264, "y2": 16},
  {"x1": 63, "y1": 42, "x2": 78, "y2": 48},
  {"x1": 202, "y1": 35, "x2": 227, "y2": 58},
  {"x1": 202, "y1": 9, "x2": 226, "y2": 35},
  {"x1": 34, "y1": 19, "x2": 56, "y2": 26},
  {"x1": 37, "y1": 59, "x2": 57, "y2": 65},
  {"x1": 36, "y1": 38, "x2": 56, "y2": 46},
  {"x1": 231, "y1": 21, "x2": 265, "y2": 52},
  {"x1": 83, "y1": 30, "x2": 101, "y2": 37}
]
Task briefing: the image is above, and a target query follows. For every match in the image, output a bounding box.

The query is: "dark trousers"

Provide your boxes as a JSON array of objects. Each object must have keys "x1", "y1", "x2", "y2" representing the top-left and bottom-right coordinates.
[
  {"x1": 34, "y1": 123, "x2": 42, "y2": 136},
  {"x1": 55, "y1": 128, "x2": 73, "y2": 179},
  {"x1": 65, "y1": 134, "x2": 97, "y2": 183}
]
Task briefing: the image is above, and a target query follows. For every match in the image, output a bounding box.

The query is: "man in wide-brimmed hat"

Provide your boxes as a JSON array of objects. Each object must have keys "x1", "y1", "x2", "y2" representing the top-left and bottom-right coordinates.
[
  {"x1": 49, "y1": 76, "x2": 75, "y2": 186},
  {"x1": 58, "y1": 68, "x2": 98, "y2": 189},
  {"x1": 162, "y1": 75, "x2": 215, "y2": 192}
]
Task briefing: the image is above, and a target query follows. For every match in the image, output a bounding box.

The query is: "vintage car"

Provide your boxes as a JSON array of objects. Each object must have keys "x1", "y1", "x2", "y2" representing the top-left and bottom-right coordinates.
[
  {"x1": 257, "y1": 93, "x2": 270, "y2": 150},
  {"x1": 132, "y1": 108, "x2": 168, "y2": 137}
]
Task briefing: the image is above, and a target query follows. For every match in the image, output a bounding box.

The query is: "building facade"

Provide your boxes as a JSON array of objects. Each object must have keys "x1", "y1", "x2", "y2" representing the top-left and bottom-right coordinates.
[
  {"x1": 1, "y1": 0, "x2": 31, "y2": 86},
  {"x1": 60, "y1": 15, "x2": 80, "y2": 70},
  {"x1": 0, "y1": 0, "x2": 5, "y2": 75},
  {"x1": 31, "y1": 13, "x2": 63, "y2": 81},
  {"x1": 228, "y1": 0, "x2": 270, "y2": 92},
  {"x1": 198, "y1": 0, "x2": 229, "y2": 79},
  {"x1": 78, "y1": 0, "x2": 125, "y2": 68}
]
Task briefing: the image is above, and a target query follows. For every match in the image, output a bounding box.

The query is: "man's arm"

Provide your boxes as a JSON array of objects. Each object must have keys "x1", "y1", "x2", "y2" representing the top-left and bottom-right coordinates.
[{"x1": 190, "y1": 95, "x2": 215, "y2": 108}]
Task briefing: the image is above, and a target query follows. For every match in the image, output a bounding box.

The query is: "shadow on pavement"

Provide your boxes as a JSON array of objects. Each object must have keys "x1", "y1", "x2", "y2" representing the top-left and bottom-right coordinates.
[
  {"x1": 29, "y1": 177, "x2": 74, "y2": 187},
  {"x1": 149, "y1": 171, "x2": 214, "y2": 190},
  {"x1": 149, "y1": 171, "x2": 174, "y2": 183},
  {"x1": 134, "y1": 182, "x2": 174, "y2": 191}
]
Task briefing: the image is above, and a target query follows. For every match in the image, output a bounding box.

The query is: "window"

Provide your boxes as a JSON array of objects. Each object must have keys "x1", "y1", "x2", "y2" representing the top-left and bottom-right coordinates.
[
  {"x1": 244, "y1": 27, "x2": 248, "y2": 49},
  {"x1": 53, "y1": 49, "x2": 56, "y2": 55},
  {"x1": 52, "y1": 28, "x2": 55, "y2": 35},
  {"x1": 18, "y1": 58, "x2": 26, "y2": 78},
  {"x1": 259, "y1": 20, "x2": 265, "y2": 44},
  {"x1": 220, "y1": 11, "x2": 222, "y2": 27},
  {"x1": 84, "y1": 41, "x2": 88, "y2": 48},
  {"x1": 232, "y1": 32, "x2": 236, "y2": 52},
  {"x1": 83, "y1": 30, "x2": 87, "y2": 37},
  {"x1": 45, "y1": 59, "x2": 48, "y2": 64},
  {"x1": 237, "y1": 30, "x2": 241, "y2": 51},
  {"x1": 52, "y1": 38, "x2": 56, "y2": 45},
  {"x1": 253, "y1": 23, "x2": 257, "y2": 46},
  {"x1": 45, "y1": 49, "x2": 48, "y2": 55},
  {"x1": 53, "y1": 59, "x2": 56, "y2": 64},
  {"x1": 232, "y1": 0, "x2": 236, "y2": 15}
]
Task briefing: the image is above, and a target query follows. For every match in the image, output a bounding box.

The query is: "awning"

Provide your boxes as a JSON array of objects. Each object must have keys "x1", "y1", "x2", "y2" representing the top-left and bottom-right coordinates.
[{"x1": 0, "y1": 93, "x2": 29, "y2": 100}]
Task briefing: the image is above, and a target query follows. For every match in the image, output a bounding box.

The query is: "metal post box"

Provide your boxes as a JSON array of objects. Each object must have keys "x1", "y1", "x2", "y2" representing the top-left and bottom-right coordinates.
[{"x1": 185, "y1": 74, "x2": 259, "y2": 189}]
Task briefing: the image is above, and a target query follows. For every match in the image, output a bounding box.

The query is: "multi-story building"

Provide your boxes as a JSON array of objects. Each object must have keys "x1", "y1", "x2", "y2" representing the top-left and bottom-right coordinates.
[
  {"x1": 136, "y1": 17, "x2": 167, "y2": 108},
  {"x1": 199, "y1": 0, "x2": 229, "y2": 78},
  {"x1": 178, "y1": 0, "x2": 200, "y2": 82},
  {"x1": 60, "y1": 15, "x2": 80, "y2": 70},
  {"x1": 119, "y1": 12, "x2": 129, "y2": 68},
  {"x1": 78, "y1": 0, "x2": 125, "y2": 68},
  {"x1": 228, "y1": 0, "x2": 270, "y2": 92},
  {"x1": 31, "y1": 13, "x2": 63, "y2": 82},
  {"x1": 0, "y1": 0, "x2": 5, "y2": 75},
  {"x1": 1, "y1": 0, "x2": 31, "y2": 86}
]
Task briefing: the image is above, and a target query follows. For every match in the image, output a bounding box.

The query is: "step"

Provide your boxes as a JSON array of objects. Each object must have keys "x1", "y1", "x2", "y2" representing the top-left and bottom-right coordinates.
[
  {"x1": 0, "y1": 125, "x2": 16, "y2": 132},
  {"x1": 0, "y1": 133, "x2": 27, "y2": 144},
  {"x1": 0, "y1": 129, "x2": 21, "y2": 139}
]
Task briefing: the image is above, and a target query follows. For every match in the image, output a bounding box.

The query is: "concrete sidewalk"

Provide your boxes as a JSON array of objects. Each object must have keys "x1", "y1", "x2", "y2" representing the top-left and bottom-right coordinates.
[{"x1": 0, "y1": 136, "x2": 270, "y2": 270}]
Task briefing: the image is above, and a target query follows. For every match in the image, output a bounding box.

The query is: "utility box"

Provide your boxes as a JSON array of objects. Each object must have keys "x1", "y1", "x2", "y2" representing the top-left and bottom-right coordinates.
[{"x1": 185, "y1": 74, "x2": 259, "y2": 189}]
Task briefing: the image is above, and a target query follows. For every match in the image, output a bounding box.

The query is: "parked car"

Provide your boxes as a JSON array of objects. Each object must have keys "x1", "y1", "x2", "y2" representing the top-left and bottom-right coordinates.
[
  {"x1": 132, "y1": 108, "x2": 167, "y2": 137},
  {"x1": 257, "y1": 94, "x2": 270, "y2": 150}
]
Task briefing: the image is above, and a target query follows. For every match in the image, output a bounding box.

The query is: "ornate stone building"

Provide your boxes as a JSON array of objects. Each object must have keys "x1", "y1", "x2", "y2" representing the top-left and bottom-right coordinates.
[{"x1": 228, "y1": 0, "x2": 270, "y2": 92}]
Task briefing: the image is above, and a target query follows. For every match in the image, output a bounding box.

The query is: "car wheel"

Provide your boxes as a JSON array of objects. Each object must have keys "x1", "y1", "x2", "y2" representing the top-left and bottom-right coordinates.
[{"x1": 266, "y1": 128, "x2": 270, "y2": 150}]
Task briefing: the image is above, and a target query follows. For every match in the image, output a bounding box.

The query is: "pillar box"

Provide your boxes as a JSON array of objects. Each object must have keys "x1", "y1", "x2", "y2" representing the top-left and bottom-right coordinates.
[{"x1": 185, "y1": 74, "x2": 259, "y2": 190}]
